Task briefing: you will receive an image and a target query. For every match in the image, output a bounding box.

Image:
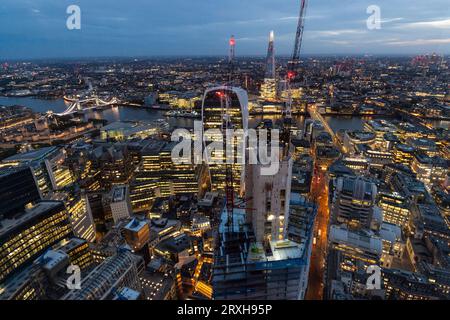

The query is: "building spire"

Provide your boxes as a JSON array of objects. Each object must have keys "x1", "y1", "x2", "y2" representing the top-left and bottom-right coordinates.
[{"x1": 265, "y1": 30, "x2": 275, "y2": 79}]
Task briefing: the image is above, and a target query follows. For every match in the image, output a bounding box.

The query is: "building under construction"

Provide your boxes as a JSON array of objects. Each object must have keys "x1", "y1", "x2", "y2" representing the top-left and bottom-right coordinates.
[{"x1": 212, "y1": 197, "x2": 316, "y2": 300}]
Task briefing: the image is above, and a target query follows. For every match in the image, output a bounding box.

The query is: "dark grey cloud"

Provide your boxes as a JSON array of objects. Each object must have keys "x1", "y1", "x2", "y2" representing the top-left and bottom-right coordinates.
[{"x1": 0, "y1": 0, "x2": 448, "y2": 59}]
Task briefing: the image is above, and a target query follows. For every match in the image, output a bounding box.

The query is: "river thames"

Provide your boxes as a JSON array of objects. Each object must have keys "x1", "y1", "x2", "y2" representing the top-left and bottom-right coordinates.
[{"x1": 1, "y1": 96, "x2": 447, "y2": 132}]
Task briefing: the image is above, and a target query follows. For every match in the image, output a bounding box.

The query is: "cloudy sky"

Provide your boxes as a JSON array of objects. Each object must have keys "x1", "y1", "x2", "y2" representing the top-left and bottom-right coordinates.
[{"x1": 0, "y1": 0, "x2": 449, "y2": 59}]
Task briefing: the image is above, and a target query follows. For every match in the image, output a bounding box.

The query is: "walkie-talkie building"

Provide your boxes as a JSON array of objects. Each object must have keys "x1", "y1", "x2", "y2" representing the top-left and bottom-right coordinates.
[{"x1": 201, "y1": 86, "x2": 249, "y2": 194}]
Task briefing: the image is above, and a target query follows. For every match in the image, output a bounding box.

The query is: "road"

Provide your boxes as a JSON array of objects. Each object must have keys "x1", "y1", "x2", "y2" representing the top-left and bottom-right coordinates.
[
  {"x1": 304, "y1": 104, "x2": 343, "y2": 300},
  {"x1": 308, "y1": 104, "x2": 343, "y2": 151},
  {"x1": 305, "y1": 166, "x2": 330, "y2": 300}
]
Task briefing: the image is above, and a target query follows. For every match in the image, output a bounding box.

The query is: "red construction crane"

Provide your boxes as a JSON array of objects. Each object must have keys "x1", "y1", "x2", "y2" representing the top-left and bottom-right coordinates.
[
  {"x1": 223, "y1": 36, "x2": 236, "y2": 232},
  {"x1": 218, "y1": 90, "x2": 235, "y2": 232}
]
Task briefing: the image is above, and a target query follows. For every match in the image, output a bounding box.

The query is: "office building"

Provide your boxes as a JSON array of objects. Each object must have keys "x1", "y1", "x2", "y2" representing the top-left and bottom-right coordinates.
[
  {"x1": 43, "y1": 148, "x2": 74, "y2": 190},
  {"x1": 331, "y1": 176, "x2": 377, "y2": 229},
  {"x1": 260, "y1": 28, "x2": 277, "y2": 102},
  {"x1": 260, "y1": 31, "x2": 277, "y2": 102},
  {"x1": 110, "y1": 185, "x2": 133, "y2": 224},
  {"x1": 409, "y1": 203, "x2": 449, "y2": 241},
  {"x1": 130, "y1": 141, "x2": 198, "y2": 212},
  {"x1": 0, "y1": 201, "x2": 72, "y2": 283},
  {"x1": 328, "y1": 224, "x2": 383, "y2": 266},
  {"x1": 393, "y1": 144, "x2": 416, "y2": 166},
  {"x1": 378, "y1": 222, "x2": 404, "y2": 268},
  {"x1": 0, "y1": 166, "x2": 41, "y2": 218},
  {"x1": 343, "y1": 131, "x2": 376, "y2": 154},
  {"x1": 364, "y1": 120, "x2": 398, "y2": 150},
  {"x1": 66, "y1": 192, "x2": 96, "y2": 242},
  {"x1": 63, "y1": 250, "x2": 144, "y2": 300},
  {"x1": 407, "y1": 138, "x2": 438, "y2": 157},
  {"x1": 53, "y1": 237, "x2": 94, "y2": 271},
  {"x1": 0, "y1": 236, "x2": 94, "y2": 301},
  {"x1": 287, "y1": 194, "x2": 317, "y2": 299},
  {"x1": 123, "y1": 219, "x2": 151, "y2": 263},
  {"x1": 1, "y1": 146, "x2": 62, "y2": 196},
  {"x1": 100, "y1": 121, "x2": 159, "y2": 141},
  {"x1": 382, "y1": 269, "x2": 449, "y2": 300},
  {"x1": 411, "y1": 153, "x2": 448, "y2": 188},
  {"x1": 91, "y1": 144, "x2": 135, "y2": 188},
  {"x1": 390, "y1": 172, "x2": 428, "y2": 204},
  {"x1": 260, "y1": 79, "x2": 277, "y2": 102},
  {"x1": 201, "y1": 86, "x2": 249, "y2": 193},
  {"x1": 378, "y1": 192, "x2": 411, "y2": 228}
]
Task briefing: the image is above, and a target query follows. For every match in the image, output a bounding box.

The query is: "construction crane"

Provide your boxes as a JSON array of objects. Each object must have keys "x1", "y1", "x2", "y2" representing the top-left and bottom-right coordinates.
[
  {"x1": 228, "y1": 35, "x2": 236, "y2": 83},
  {"x1": 285, "y1": 0, "x2": 308, "y2": 119},
  {"x1": 220, "y1": 36, "x2": 260, "y2": 232},
  {"x1": 281, "y1": 0, "x2": 308, "y2": 155}
]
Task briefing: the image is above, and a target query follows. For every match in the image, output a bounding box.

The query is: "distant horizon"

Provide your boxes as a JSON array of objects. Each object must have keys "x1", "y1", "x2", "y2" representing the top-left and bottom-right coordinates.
[{"x1": 2, "y1": 52, "x2": 448, "y2": 63}]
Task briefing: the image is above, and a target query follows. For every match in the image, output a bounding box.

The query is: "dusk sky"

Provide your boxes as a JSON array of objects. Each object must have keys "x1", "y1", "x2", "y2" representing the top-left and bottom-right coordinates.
[{"x1": 0, "y1": 0, "x2": 449, "y2": 59}]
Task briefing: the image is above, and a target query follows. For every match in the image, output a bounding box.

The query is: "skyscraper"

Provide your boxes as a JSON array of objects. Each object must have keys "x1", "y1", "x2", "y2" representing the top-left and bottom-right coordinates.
[
  {"x1": 0, "y1": 201, "x2": 73, "y2": 283},
  {"x1": 212, "y1": 207, "x2": 313, "y2": 300},
  {"x1": 212, "y1": 118, "x2": 315, "y2": 299},
  {"x1": 0, "y1": 166, "x2": 41, "y2": 218},
  {"x1": 1, "y1": 146, "x2": 62, "y2": 196},
  {"x1": 201, "y1": 86, "x2": 249, "y2": 193},
  {"x1": 260, "y1": 31, "x2": 277, "y2": 102},
  {"x1": 265, "y1": 30, "x2": 275, "y2": 79},
  {"x1": 130, "y1": 140, "x2": 198, "y2": 212},
  {"x1": 245, "y1": 156, "x2": 293, "y2": 243},
  {"x1": 66, "y1": 192, "x2": 96, "y2": 242}
]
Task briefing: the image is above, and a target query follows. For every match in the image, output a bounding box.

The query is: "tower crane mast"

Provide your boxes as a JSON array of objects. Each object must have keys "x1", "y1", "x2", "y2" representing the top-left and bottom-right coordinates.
[
  {"x1": 286, "y1": 0, "x2": 308, "y2": 118},
  {"x1": 223, "y1": 35, "x2": 236, "y2": 232}
]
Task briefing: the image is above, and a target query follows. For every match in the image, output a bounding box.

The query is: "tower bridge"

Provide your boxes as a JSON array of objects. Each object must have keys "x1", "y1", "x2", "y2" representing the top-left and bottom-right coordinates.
[
  {"x1": 57, "y1": 96, "x2": 119, "y2": 116},
  {"x1": 56, "y1": 80, "x2": 119, "y2": 116}
]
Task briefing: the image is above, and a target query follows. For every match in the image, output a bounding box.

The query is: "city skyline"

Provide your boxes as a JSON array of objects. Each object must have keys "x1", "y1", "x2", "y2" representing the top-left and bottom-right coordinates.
[
  {"x1": 0, "y1": 0, "x2": 450, "y2": 59},
  {"x1": 0, "y1": 0, "x2": 449, "y2": 304}
]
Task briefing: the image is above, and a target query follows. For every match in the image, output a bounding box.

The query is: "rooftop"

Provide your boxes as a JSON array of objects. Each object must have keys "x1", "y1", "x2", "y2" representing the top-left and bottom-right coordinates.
[
  {"x1": 366, "y1": 119, "x2": 397, "y2": 132},
  {"x1": 247, "y1": 239, "x2": 306, "y2": 263},
  {"x1": 0, "y1": 201, "x2": 64, "y2": 238},
  {"x1": 0, "y1": 166, "x2": 31, "y2": 179},
  {"x1": 112, "y1": 185, "x2": 126, "y2": 202},
  {"x1": 2, "y1": 146, "x2": 58, "y2": 164},
  {"x1": 124, "y1": 218, "x2": 148, "y2": 233},
  {"x1": 101, "y1": 121, "x2": 159, "y2": 137},
  {"x1": 329, "y1": 224, "x2": 383, "y2": 256},
  {"x1": 346, "y1": 130, "x2": 376, "y2": 142}
]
